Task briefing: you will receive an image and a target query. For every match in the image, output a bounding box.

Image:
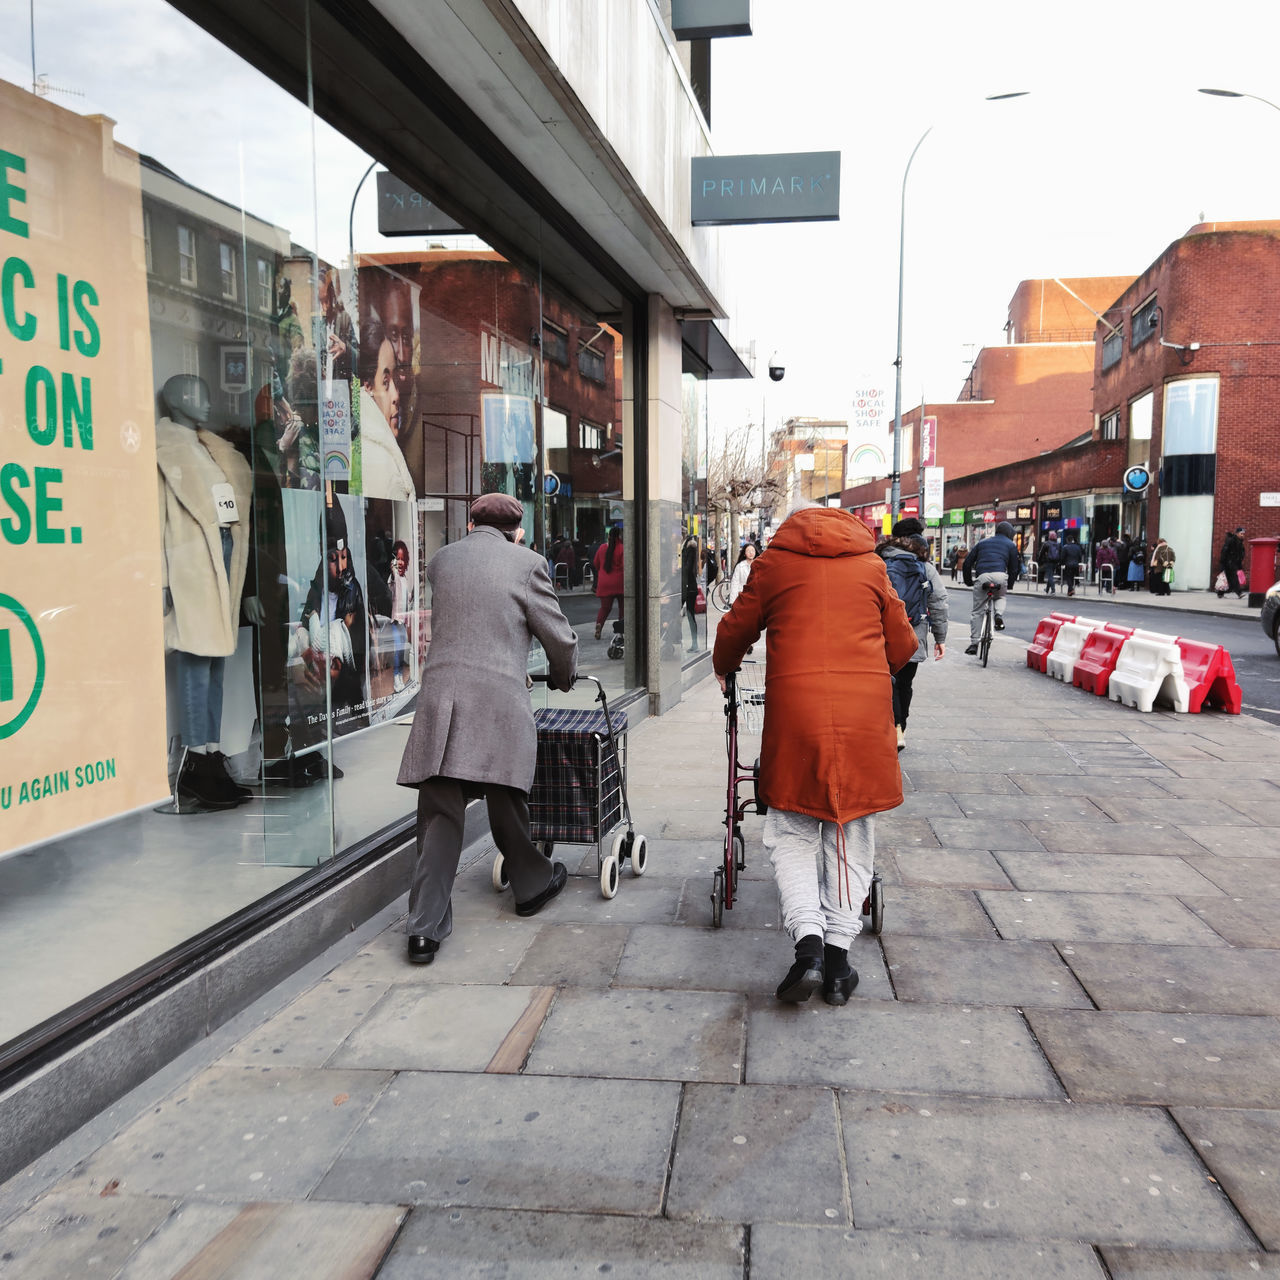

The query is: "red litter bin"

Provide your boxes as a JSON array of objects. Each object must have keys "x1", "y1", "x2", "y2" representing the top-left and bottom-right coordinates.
[{"x1": 1247, "y1": 536, "x2": 1280, "y2": 608}]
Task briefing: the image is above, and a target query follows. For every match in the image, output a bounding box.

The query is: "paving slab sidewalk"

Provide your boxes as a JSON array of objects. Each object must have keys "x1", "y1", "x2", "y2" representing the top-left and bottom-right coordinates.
[{"x1": 3, "y1": 632, "x2": 1280, "y2": 1277}]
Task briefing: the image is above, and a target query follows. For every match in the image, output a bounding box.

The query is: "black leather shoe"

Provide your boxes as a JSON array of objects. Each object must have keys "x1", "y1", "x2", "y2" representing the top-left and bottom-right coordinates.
[
  {"x1": 964, "y1": 643, "x2": 978, "y2": 655},
  {"x1": 407, "y1": 935, "x2": 439, "y2": 964},
  {"x1": 994, "y1": 617, "x2": 1005, "y2": 630},
  {"x1": 515, "y1": 861, "x2": 568, "y2": 917},
  {"x1": 776, "y1": 937, "x2": 824, "y2": 1003},
  {"x1": 822, "y1": 944, "x2": 860, "y2": 1006}
]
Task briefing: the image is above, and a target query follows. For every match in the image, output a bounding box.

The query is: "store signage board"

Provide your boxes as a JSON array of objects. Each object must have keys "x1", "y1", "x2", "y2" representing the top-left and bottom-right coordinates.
[
  {"x1": 376, "y1": 171, "x2": 464, "y2": 236},
  {"x1": 1124, "y1": 464, "x2": 1152, "y2": 494},
  {"x1": 1260, "y1": 492, "x2": 1280, "y2": 507},
  {"x1": 691, "y1": 152, "x2": 840, "y2": 225},
  {"x1": 923, "y1": 466, "x2": 944, "y2": 519},
  {"x1": 920, "y1": 416, "x2": 937, "y2": 467},
  {"x1": 671, "y1": 0, "x2": 751, "y2": 39},
  {"x1": 1, "y1": 83, "x2": 169, "y2": 857}
]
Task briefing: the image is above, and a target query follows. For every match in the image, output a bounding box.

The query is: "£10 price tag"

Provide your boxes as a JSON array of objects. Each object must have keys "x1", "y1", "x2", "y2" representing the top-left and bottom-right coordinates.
[{"x1": 211, "y1": 483, "x2": 240, "y2": 525}]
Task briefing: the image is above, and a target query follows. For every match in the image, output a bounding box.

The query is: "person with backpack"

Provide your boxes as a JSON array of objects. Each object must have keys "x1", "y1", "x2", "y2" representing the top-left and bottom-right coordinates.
[
  {"x1": 1038, "y1": 530, "x2": 1061, "y2": 594},
  {"x1": 878, "y1": 519, "x2": 947, "y2": 751},
  {"x1": 1060, "y1": 532, "x2": 1085, "y2": 597}
]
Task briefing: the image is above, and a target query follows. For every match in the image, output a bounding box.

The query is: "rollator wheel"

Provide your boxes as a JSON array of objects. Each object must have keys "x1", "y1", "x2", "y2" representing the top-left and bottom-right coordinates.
[
  {"x1": 600, "y1": 854, "x2": 620, "y2": 899},
  {"x1": 733, "y1": 830, "x2": 745, "y2": 871},
  {"x1": 865, "y1": 874, "x2": 885, "y2": 936},
  {"x1": 612, "y1": 829, "x2": 628, "y2": 865},
  {"x1": 630, "y1": 834, "x2": 648, "y2": 877},
  {"x1": 711, "y1": 868, "x2": 725, "y2": 928},
  {"x1": 491, "y1": 852, "x2": 509, "y2": 893}
]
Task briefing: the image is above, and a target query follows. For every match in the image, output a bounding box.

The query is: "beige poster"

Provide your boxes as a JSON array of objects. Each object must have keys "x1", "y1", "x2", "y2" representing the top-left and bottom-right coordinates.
[{"x1": 0, "y1": 83, "x2": 167, "y2": 855}]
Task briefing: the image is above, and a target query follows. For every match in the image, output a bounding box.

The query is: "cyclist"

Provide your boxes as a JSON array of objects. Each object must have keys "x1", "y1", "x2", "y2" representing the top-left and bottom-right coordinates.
[{"x1": 962, "y1": 520, "x2": 1022, "y2": 656}]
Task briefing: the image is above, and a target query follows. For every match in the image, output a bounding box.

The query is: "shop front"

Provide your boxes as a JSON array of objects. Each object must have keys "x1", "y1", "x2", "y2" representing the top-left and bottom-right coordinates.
[{"x1": 0, "y1": 0, "x2": 739, "y2": 1160}]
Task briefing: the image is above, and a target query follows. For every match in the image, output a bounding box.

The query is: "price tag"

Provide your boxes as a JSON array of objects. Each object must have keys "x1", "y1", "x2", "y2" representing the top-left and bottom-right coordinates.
[{"x1": 212, "y1": 483, "x2": 239, "y2": 525}]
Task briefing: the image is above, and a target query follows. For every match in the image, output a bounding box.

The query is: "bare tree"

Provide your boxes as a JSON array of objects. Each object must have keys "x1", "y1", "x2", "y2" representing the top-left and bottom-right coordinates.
[{"x1": 706, "y1": 422, "x2": 781, "y2": 555}]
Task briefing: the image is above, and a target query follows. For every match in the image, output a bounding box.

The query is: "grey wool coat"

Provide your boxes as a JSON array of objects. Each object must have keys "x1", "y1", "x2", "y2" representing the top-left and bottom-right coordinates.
[{"x1": 397, "y1": 525, "x2": 578, "y2": 793}]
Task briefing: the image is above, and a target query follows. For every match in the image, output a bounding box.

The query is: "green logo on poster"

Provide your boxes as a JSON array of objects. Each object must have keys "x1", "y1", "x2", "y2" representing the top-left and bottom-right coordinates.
[{"x1": 0, "y1": 594, "x2": 45, "y2": 739}]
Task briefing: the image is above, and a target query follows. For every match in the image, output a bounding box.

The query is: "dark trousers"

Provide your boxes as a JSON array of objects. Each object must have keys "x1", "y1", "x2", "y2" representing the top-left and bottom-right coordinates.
[
  {"x1": 407, "y1": 776, "x2": 556, "y2": 940},
  {"x1": 892, "y1": 661, "x2": 919, "y2": 729}
]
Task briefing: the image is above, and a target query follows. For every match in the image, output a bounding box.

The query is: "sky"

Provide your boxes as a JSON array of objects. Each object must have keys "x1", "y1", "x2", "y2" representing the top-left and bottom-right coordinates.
[
  {"x1": 707, "y1": 0, "x2": 1280, "y2": 442},
  {"x1": 4, "y1": 0, "x2": 1278, "y2": 454}
]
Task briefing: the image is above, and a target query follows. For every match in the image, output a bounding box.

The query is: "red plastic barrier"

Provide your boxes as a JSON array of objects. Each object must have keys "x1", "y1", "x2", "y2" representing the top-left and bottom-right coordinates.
[
  {"x1": 1175, "y1": 639, "x2": 1243, "y2": 714},
  {"x1": 1027, "y1": 614, "x2": 1076, "y2": 672},
  {"x1": 1073, "y1": 626, "x2": 1133, "y2": 696}
]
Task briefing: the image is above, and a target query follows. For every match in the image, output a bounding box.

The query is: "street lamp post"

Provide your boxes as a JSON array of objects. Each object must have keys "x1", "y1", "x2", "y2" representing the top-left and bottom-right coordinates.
[
  {"x1": 890, "y1": 93, "x2": 1028, "y2": 523},
  {"x1": 1199, "y1": 87, "x2": 1280, "y2": 114}
]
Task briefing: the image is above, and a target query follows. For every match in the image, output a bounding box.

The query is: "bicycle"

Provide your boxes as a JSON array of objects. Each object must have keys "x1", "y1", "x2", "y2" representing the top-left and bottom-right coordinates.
[
  {"x1": 709, "y1": 576, "x2": 731, "y2": 612},
  {"x1": 977, "y1": 581, "x2": 1000, "y2": 668}
]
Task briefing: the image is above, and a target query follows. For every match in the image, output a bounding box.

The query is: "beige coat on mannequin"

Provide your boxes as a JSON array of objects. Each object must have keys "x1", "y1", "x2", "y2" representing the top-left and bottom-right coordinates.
[{"x1": 156, "y1": 418, "x2": 254, "y2": 657}]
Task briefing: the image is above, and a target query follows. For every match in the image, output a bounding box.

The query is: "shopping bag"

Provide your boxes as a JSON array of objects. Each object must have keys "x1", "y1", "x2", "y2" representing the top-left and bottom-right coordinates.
[
  {"x1": 1214, "y1": 570, "x2": 1228, "y2": 593},
  {"x1": 694, "y1": 585, "x2": 706, "y2": 614},
  {"x1": 1162, "y1": 567, "x2": 1174, "y2": 584}
]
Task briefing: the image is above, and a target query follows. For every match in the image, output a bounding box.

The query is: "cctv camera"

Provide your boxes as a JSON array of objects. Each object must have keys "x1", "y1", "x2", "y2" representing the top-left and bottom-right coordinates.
[{"x1": 767, "y1": 351, "x2": 784, "y2": 382}]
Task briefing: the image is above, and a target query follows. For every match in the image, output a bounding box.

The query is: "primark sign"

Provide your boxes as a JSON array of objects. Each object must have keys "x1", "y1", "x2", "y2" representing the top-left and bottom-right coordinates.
[{"x1": 691, "y1": 152, "x2": 841, "y2": 226}]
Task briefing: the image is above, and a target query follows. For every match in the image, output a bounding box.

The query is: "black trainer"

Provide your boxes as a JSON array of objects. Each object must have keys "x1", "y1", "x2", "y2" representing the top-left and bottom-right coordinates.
[{"x1": 964, "y1": 643, "x2": 978, "y2": 655}]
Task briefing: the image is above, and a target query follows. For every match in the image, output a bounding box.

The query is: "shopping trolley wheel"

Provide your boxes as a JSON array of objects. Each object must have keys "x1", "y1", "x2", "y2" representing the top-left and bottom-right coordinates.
[
  {"x1": 492, "y1": 853, "x2": 509, "y2": 893},
  {"x1": 711, "y1": 868, "x2": 725, "y2": 928},
  {"x1": 862, "y1": 873, "x2": 884, "y2": 936},
  {"x1": 631, "y1": 834, "x2": 648, "y2": 877},
  {"x1": 733, "y1": 830, "x2": 745, "y2": 871},
  {"x1": 600, "y1": 854, "x2": 620, "y2": 899}
]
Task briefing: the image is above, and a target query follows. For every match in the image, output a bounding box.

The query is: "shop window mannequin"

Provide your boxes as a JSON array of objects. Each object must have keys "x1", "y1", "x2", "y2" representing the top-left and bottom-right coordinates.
[{"x1": 156, "y1": 373, "x2": 255, "y2": 809}]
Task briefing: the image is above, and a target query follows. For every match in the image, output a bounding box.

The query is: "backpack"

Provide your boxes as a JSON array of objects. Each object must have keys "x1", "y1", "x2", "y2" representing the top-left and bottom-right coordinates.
[
  {"x1": 1042, "y1": 540, "x2": 1060, "y2": 563},
  {"x1": 885, "y1": 554, "x2": 930, "y2": 625}
]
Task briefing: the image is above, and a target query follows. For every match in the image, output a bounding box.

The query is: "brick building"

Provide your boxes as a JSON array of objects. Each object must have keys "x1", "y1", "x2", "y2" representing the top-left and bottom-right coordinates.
[{"x1": 1091, "y1": 221, "x2": 1280, "y2": 589}]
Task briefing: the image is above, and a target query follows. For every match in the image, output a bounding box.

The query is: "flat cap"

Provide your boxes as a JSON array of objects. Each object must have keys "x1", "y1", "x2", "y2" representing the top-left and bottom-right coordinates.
[{"x1": 471, "y1": 492, "x2": 524, "y2": 527}]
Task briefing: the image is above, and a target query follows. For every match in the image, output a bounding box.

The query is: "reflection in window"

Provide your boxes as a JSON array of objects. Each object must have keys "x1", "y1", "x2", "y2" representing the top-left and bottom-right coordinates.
[
  {"x1": 542, "y1": 322, "x2": 568, "y2": 366},
  {"x1": 178, "y1": 224, "x2": 197, "y2": 285},
  {"x1": 256, "y1": 258, "x2": 273, "y2": 311},
  {"x1": 219, "y1": 243, "x2": 238, "y2": 300},
  {"x1": 578, "y1": 341, "x2": 606, "y2": 384}
]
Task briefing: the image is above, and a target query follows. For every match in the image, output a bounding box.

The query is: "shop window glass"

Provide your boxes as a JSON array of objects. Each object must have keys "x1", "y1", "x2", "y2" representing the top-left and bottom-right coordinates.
[
  {"x1": 1163, "y1": 377, "x2": 1218, "y2": 454},
  {"x1": 0, "y1": 0, "x2": 636, "y2": 1065}
]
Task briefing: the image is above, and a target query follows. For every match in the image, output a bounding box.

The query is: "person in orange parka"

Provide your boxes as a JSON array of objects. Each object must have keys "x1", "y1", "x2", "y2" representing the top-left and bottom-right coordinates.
[{"x1": 712, "y1": 502, "x2": 919, "y2": 1006}]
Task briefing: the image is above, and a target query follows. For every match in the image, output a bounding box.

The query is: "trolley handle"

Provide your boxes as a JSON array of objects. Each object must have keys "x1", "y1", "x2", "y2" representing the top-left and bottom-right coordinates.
[{"x1": 530, "y1": 671, "x2": 603, "y2": 698}]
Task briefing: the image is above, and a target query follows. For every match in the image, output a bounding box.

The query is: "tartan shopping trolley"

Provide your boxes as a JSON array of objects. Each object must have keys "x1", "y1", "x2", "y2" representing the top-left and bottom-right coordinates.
[
  {"x1": 491, "y1": 674, "x2": 647, "y2": 899},
  {"x1": 717, "y1": 659, "x2": 883, "y2": 934}
]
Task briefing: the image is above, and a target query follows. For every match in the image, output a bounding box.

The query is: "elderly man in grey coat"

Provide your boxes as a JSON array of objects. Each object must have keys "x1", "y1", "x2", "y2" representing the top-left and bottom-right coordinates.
[{"x1": 397, "y1": 492, "x2": 578, "y2": 964}]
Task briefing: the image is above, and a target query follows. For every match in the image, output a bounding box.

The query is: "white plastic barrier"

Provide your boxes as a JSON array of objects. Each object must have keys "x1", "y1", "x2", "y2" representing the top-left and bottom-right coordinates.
[
  {"x1": 1108, "y1": 635, "x2": 1191, "y2": 713},
  {"x1": 1046, "y1": 621, "x2": 1100, "y2": 683}
]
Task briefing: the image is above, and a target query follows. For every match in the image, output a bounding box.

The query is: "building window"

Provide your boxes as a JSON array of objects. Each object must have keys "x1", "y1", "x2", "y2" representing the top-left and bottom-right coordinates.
[
  {"x1": 1100, "y1": 410, "x2": 1119, "y2": 441},
  {"x1": 177, "y1": 224, "x2": 197, "y2": 286},
  {"x1": 143, "y1": 209, "x2": 152, "y2": 273},
  {"x1": 580, "y1": 419, "x2": 604, "y2": 450},
  {"x1": 1163, "y1": 376, "x2": 1218, "y2": 454},
  {"x1": 256, "y1": 258, "x2": 272, "y2": 311},
  {"x1": 1101, "y1": 326, "x2": 1123, "y2": 370},
  {"x1": 181, "y1": 339, "x2": 200, "y2": 378},
  {"x1": 1131, "y1": 296, "x2": 1158, "y2": 349},
  {"x1": 578, "y1": 342, "x2": 606, "y2": 384},
  {"x1": 542, "y1": 322, "x2": 568, "y2": 366},
  {"x1": 219, "y1": 243, "x2": 238, "y2": 300},
  {"x1": 1130, "y1": 392, "x2": 1153, "y2": 440}
]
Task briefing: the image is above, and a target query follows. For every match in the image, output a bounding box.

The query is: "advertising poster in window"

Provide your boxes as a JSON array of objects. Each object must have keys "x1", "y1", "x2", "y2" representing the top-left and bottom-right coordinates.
[
  {"x1": 0, "y1": 86, "x2": 169, "y2": 857},
  {"x1": 282, "y1": 489, "x2": 372, "y2": 749}
]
